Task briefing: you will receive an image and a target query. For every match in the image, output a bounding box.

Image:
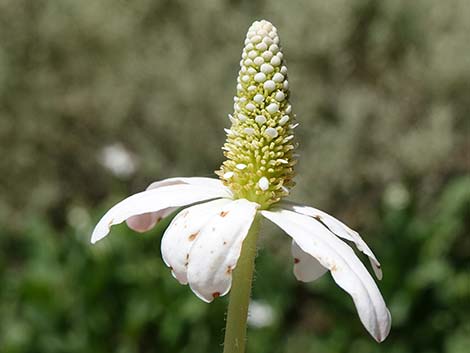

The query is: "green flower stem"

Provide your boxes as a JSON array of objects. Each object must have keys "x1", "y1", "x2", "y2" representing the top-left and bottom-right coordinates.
[{"x1": 223, "y1": 214, "x2": 261, "y2": 353}]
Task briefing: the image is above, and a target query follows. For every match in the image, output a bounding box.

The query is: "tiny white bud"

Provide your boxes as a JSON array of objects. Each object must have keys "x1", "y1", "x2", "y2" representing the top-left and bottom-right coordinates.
[
  {"x1": 242, "y1": 75, "x2": 250, "y2": 82},
  {"x1": 254, "y1": 72, "x2": 267, "y2": 82},
  {"x1": 269, "y1": 44, "x2": 279, "y2": 53},
  {"x1": 238, "y1": 113, "x2": 248, "y2": 121},
  {"x1": 255, "y1": 42, "x2": 268, "y2": 51},
  {"x1": 263, "y1": 80, "x2": 276, "y2": 91},
  {"x1": 247, "y1": 67, "x2": 257, "y2": 75},
  {"x1": 262, "y1": 37, "x2": 273, "y2": 46},
  {"x1": 264, "y1": 127, "x2": 278, "y2": 138},
  {"x1": 253, "y1": 94, "x2": 264, "y2": 103},
  {"x1": 236, "y1": 163, "x2": 247, "y2": 170},
  {"x1": 228, "y1": 114, "x2": 235, "y2": 123},
  {"x1": 251, "y1": 35, "x2": 262, "y2": 44},
  {"x1": 262, "y1": 51, "x2": 273, "y2": 61},
  {"x1": 255, "y1": 115, "x2": 267, "y2": 124},
  {"x1": 285, "y1": 104, "x2": 292, "y2": 114},
  {"x1": 248, "y1": 85, "x2": 257, "y2": 91},
  {"x1": 280, "y1": 65, "x2": 288, "y2": 74},
  {"x1": 246, "y1": 103, "x2": 256, "y2": 111},
  {"x1": 245, "y1": 43, "x2": 254, "y2": 51},
  {"x1": 244, "y1": 58, "x2": 253, "y2": 66},
  {"x1": 272, "y1": 73, "x2": 284, "y2": 82},
  {"x1": 223, "y1": 172, "x2": 234, "y2": 179},
  {"x1": 270, "y1": 56, "x2": 281, "y2": 66},
  {"x1": 248, "y1": 50, "x2": 258, "y2": 59},
  {"x1": 283, "y1": 80, "x2": 289, "y2": 89},
  {"x1": 260, "y1": 63, "x2": 274, "y2": 74},
  {"x1": 275, "y1": 91, "x2": 285, "y2": 101},
  {"x1": 266, "y1": 103, "x2": 279, "y2": 114},
  {"x1": 279, "y1": 115, "x2": 289, "y2": 125},
  {"x1": 258, "y1": 177, "x2": 269, "y2": 191},
  {"x1": 254, "y1": 56, "x2": 264, "y2": 66},
  {"x1": 244, "y1": 127, "x2": 255, "y2": 135}
]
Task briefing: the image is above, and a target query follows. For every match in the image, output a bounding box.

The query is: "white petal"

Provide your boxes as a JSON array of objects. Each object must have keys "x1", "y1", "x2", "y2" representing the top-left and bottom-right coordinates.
[
  {"x1": 124, "y1": 177, "x2": 225, "y2": 233},
  {"x1": 147, "y1": 176, "x2": 232, "y2": 196},
  {"x1": 126, "y1": 208, "x2": 176, "y2": 233},
  {"x1": 187, "y1": 199, "x2": 259, "y2": 302},
  {"x1": 261, "y1": 209, "x2": 391, "y2": 342},
  {"x1": 91, "y1": 183, "x2": 230, "y2": 244},
  {"x1": 160, "y1": 199, "x2": 232, "y2": 285},
  {"x1": 291, "y1": 241, "x2": 327, "y2": 282},
  {"x1": 281, "y1": 201, "x2": 382, "y2": 280}
]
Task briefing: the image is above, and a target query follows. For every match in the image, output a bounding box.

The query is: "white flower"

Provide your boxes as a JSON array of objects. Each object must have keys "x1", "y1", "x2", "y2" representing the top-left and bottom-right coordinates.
[
  {"x1": 90, "y1": 20, "x2": 391, "y2": 342},
  {"x1": 90, "y1": 176, "x2": 390, "y2": 341}
]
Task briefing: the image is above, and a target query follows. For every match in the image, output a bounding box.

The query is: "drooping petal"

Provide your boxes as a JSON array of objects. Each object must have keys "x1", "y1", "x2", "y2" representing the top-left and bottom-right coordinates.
[
  {"x1": 126, "y1": 208, "x2": 176, "y2": 233},
  {"x1": 291, "y1": 240, "x2": 327, "y2": 282},
  {"x1": 281, "y1": 201, "x2": 382, "y2": 280},
  {"x1": 187, "y1": 199, "x2": 259, "y2": 302},
  {"x1": 126, "y1": 177, "x2": 231, "y2": 232},
  {"x1": 261, "y1": 209, "x2": 391, "y2": 342},
  {"x1": 160, "y1": 199, "x2": 232, "y2": 285},
  {"x1": 147, "y1": 177, "x2": 231, "y2": 196},
  {"x1": 91, "y1": 183, "x2": 231, "y2": 244}
]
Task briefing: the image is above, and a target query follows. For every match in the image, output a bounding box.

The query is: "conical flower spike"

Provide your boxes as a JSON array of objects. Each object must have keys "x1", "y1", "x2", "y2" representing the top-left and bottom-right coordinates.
[{"x1": 217, "y1": 20, "x2": 297, "y2": 209}]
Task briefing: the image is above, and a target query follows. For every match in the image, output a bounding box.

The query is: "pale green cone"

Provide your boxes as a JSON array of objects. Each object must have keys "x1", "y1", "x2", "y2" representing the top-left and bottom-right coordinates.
[{"x1": 217, "y1": 20, "x2": 297, "y2": 209}]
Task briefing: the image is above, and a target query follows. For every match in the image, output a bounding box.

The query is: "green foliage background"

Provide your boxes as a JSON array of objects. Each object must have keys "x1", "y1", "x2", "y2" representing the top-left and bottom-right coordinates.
[{"x1": 0, "y1": 0, "x2": 469, "y2": 352}]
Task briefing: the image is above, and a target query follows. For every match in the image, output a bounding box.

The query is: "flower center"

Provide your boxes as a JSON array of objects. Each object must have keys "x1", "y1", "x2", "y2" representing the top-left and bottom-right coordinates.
[{"x1": 217, "y1": 20, "x2": 297, "y2": 209}]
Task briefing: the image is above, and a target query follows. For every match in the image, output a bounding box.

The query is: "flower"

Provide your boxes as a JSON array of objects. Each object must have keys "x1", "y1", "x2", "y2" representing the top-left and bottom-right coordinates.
[{"x1": 91, "y1": 20, "x2": 391, "y2": 342}]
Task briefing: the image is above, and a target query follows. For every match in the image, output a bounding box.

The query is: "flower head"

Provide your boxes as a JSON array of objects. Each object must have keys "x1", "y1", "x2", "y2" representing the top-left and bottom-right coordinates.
[
  {"x1": 91, "y1": 20, "x2": 391, "y2": 342},
  {"x1": 216, "y1": 20, "x2": 296, "y2": 209}
]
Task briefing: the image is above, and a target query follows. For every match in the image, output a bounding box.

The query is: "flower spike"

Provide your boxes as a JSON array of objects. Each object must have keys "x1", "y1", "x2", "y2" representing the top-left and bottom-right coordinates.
[{"x1": 217, "y1": 20, "x2": 297, "y2": 209}]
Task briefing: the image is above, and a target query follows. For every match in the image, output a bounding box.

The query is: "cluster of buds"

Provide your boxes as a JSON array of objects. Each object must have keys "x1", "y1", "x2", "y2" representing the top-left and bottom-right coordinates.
[{"x1": 217, "y1": 20, "x2": 297, "y2": 209}]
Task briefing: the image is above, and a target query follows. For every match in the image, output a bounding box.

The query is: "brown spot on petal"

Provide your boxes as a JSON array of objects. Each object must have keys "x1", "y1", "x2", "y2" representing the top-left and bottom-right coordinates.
[
  {"x1": 313, "y1": 215, "x2": 322, "y2": 221},
  {"x1": 294, "y1": 258, "x2": 300, "y2": 264},
  {"x1": 220, "y1": 210, "x2": 229, "y2": 217},
  {"x1": 223, "y1": 241, "x2": 227, "y2": 245},
  {"x1": 212, "y1": 292, "x2": 221, "y2": 299},
  {"x1": 156, "y1": 216, "x2": 163, "y2": 223},
  {"x1": 188, "y1": 231, "x2": 199, "y2": 241},
  {"x1": 226, "y1": 266, "x2": 232, "y2": 274},
  {"x1": 331, "y1": 264, "x2": 338, "y2": 272}
]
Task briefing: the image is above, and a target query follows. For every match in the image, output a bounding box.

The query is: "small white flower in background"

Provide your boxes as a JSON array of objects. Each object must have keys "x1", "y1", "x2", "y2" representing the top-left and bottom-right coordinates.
[
  {"x1": 248, "y1": 300, "x2": 275, "y2": 328},
  {"x1": 91, "y1": 20, "x2": 391, "y2": 342},
  {"x1": 99, "y1": 143, "x2": 136, "y2": 178}
]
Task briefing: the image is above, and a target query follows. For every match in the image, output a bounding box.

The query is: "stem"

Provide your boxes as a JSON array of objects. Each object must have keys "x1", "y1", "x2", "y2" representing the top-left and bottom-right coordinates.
[{"x1": 223, "y1": 215, "x2": 261, "y2": 353}]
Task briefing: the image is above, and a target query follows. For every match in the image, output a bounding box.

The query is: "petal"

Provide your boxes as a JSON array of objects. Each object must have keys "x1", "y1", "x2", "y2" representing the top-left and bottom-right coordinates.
[
  {"x1": 125, "y1": 176, "x2": 232, "y2": 233},
  {"x1": 160, "y1": 199, "x2": 232, "y2": 285},
  {"x1": 281, "y1": 201, "x2": 382, "y2": 280},
  {"x1": 126, "y1": 208, "x2": 176, "y2": 233},
  {"x1": 187, "y1": 199, "x2": 259, "y2": 302},
  {"x1": 147, "y1": 177, "x2": 232, "y2": 196},
  {"x1": 291, "y1": 240, "x2": 328, "y2": 282},
  {"x1": 261, "y1": 209, "x2": 391, "y2": 342},
  {"x1": 91, "y1": 183, "x2": 231, "y2": 244}
]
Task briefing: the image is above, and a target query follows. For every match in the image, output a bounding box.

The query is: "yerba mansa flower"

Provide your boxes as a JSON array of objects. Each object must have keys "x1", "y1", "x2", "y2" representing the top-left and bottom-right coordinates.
[{"x1": 91, "y1": 20, "x2": 391, "y2": 342}]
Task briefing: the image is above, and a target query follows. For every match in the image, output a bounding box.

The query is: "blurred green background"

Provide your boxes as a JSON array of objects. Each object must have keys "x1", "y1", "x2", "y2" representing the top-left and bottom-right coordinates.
[{"x1": 1, "y1": 0, "x2": 469, "y2": 352}]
